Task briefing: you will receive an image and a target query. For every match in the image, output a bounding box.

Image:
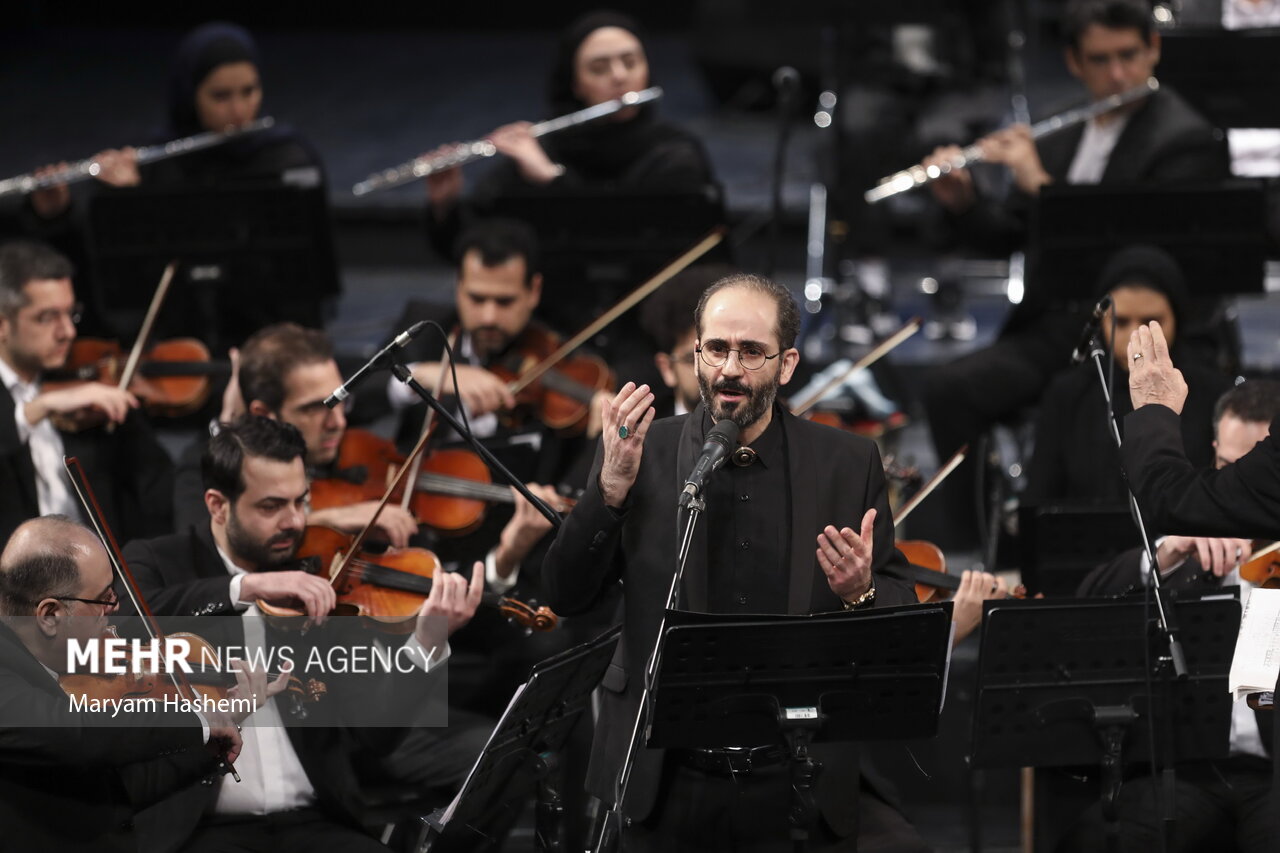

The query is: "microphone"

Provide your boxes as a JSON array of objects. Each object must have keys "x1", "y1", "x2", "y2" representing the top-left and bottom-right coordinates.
[
  {"x1": 324, "y1": 321, "x2": 429, "y2": 408},
  {"x1": 678, "y1": 420, "x2": 741, "y2": 508},
  {"x1": 1070, "y1": 294, "x2": 1113, "y2": 365}
]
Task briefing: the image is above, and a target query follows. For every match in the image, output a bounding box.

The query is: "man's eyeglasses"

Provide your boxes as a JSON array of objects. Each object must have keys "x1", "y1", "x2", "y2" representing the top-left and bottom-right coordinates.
[
  {"x1": 696, "y1": 341, "x2": 781, "y2": 371},
  {"x1": 53, "y1": 590, "x2": 119, "y2": 610}
]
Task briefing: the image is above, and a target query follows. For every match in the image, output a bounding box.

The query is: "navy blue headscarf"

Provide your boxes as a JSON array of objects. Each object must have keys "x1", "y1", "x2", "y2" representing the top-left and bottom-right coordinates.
[{"x1": 166, "y1": 22, "x2": 261, "y2": 138}]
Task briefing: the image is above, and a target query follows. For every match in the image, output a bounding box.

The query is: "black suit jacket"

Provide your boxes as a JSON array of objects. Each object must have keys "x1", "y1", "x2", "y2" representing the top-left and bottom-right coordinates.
[
  {"x1": 1122, "y1": 406, "x2": 1280, "y2": 539},
  {"x1": 120, "y1": 524, "x2": 443, "y2": 848},
  {"x1": 541, "y1": 405, "x2": 918, "y2": 835},
  {"x1": 0, "y1": 381, "x2": 174, "y2": 546},
  {"x1": 0, "y1": 620, "x2": 215, "y2": 853}
]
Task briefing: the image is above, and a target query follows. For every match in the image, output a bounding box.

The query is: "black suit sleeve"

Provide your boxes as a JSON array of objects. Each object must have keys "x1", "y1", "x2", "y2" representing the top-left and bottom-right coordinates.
[
  {"x1": 542, "y1": 441, "x2": 626, "y2": 618},
  {"x1": 124, "y1": 537, "x2": 237, "y2": 619},
  {"x1": 1122, "y1": 406, "x2": 1280, "y2": 539},
  {"x1": 0, "y1": 671, "x2": 206, "y2": 768}
]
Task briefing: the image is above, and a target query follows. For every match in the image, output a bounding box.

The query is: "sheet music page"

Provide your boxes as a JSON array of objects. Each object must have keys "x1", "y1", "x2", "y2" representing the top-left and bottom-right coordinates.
[
  {"x1": 1228, "y1": 586, "x2": 1280, "y2": 701},
  {"x1": 440, "y1": 683, "x2": 526, "y2": 824}
]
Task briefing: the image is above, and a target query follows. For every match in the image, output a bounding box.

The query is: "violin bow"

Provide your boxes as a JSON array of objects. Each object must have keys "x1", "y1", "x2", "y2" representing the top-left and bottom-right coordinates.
[
  {"x1": 116, "y1": 260, "x2": 179, "y2": 394},
  {"x1": 507, "y1": 226, "x2": 726, "y2": 396},
  {"x1": 892, "y1": 445, "x2": 967, "y2": 528},
  {"x1": 397, "y1": 327, "x2": 459, "y2": 514},
  {"x1": 63, "y1": 455, "x2": 241, "y2": 782},
  {"x1": 790, "y1": 317, "x2": 921, "y2": 416}
]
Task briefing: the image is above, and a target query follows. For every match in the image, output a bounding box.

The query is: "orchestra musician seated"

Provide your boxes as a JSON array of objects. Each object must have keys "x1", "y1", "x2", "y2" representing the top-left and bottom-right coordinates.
[
  {"x1": 0, "y1": 515, "x2": 256, "y2": 853},
  {"x1": 123, "y1": 416, "x2": 488, "y2": 852},
  {"x1": 0, "y1": 239, "x2": 174, "y2": 547}
]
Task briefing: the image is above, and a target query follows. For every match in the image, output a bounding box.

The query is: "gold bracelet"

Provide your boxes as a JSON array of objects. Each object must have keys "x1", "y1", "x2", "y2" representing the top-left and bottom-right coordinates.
[{"x1": 842, "y1": 579, "x2": 876, "y2": 610}]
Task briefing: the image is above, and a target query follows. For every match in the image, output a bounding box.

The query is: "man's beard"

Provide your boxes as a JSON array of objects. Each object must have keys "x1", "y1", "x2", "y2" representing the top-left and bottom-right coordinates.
[
  {"x1": 697, "y1": 369, "x2": 779, "y2": 431},
  {"x1": 226, "y1": 507, "x2": 302, "y2": 569},
  {"x1": 470, "y1": 325, "x2": 513, "y2": 360}
]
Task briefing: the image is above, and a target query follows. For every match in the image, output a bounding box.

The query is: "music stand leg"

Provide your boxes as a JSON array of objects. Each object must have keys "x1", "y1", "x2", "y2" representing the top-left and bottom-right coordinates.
[
  {"x1": 535, "y1": 752, "x2": 565, "y2": 853},
  {"x1": 780, "y1": 722, "x2": 822, "y2": 853},
  {"x1": 1094, "y1": 709, "x2": 1135, "y2": 853}
]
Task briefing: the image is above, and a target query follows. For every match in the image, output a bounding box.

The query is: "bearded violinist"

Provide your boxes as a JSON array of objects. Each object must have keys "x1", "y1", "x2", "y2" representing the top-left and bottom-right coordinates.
[
  {"x1": 172, "y1": 322, "x2": 419, "y2": 545},
  {"x1": 0, "y1": 240, "x2": 174, "y2": 546},
  {"x1": 0, "y1": 515, "x2": 253, "y2": 853},
  {"x1": 122, "y1": 416, "x2": 487, "y2": 852}
]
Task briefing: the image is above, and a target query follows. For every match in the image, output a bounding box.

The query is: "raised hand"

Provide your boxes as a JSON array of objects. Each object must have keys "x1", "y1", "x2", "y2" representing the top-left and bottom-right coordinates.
[
  {"x1": 923, "y1": 145, "x2": 976, "y2": 213},
  {"x1": 815, "y1": 510, "x2": 876, "y2": 601},
  {"x1": 598, "y1": 382, "x2": 656, "y2": 508},
  {"x1": 1128, "y1": 320, "x2": 1188, "y2": 414}
]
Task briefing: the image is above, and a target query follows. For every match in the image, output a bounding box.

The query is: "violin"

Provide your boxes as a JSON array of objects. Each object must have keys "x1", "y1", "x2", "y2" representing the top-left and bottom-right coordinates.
[
  {"x1": 1240, "y1": 540, "x2": 1280, "y2": 588},
  {"x1": 44, "y1": 337, "x2": 226, "y2": 418},
  {"x1": 310, "y1": 428, "x2": 518, "y2": 537},
  {"x1": 258, "y1": 525, "x2": 558, "y2": 635},
  {"x1": 60, "y1": 628, "x2": 326, "y2": 719},
  {"x1": 488, "y1": 325, "x2": 615, "y2": 436}
]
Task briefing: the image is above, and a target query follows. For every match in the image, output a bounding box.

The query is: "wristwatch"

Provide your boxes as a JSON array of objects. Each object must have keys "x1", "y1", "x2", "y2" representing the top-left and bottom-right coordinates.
[{"x1": 841, "y1": 579, "x2": 876, "y2": 610}]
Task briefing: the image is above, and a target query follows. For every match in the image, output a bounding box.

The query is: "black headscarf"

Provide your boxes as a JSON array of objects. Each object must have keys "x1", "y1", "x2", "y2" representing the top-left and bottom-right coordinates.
[
  {"x1": 1095, "y1": 244, "x2": 1190, "y2": 328},
  {"x1": 154, "y1": 22, "x2": 307, "y2": 178},
  {"x1": 540, "y1": 10, "x2": 703, "y2": 182},
  {"x1": 166, "y1": 22, "x2": 261, "y2": 138}
]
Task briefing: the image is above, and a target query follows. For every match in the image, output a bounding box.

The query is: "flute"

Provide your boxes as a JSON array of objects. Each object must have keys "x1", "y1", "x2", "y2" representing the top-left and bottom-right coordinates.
[
  {"x1": 863, "y1": 77, "x2": 1158, "y2": 204},
  {"x1": 352, "y1": 87, "x2": 663, "y2": 196},
  {"x1": 0, "y1": 117, "x2": 276, "y2": 199}
]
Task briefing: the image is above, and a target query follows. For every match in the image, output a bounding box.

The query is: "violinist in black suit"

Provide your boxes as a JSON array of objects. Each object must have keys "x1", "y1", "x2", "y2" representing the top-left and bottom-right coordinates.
[
  {"x1": 121, "y1": 416, "x2": 485, "y2": 852},
  {"x1": 0, "y1": 239, "x2": 173, "y2": 547},
  {"x1": 543, "y1": 274, "x2": 926, "y2": 851},
  {"x1": 0, "y1": 516, "x2": 248, "y2": 853}
]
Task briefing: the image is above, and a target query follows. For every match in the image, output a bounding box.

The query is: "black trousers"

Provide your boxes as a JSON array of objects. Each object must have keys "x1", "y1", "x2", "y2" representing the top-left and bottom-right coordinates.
[
  {"x1": 622, "y1": 759, "x2": 931, "y2": 853},
  {"x1": 1054, "y1": 758, "x2": 1273, "y2": 853}
]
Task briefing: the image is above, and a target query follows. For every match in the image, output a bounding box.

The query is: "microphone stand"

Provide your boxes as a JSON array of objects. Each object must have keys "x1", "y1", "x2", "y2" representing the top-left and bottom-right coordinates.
[
  {"x1": 592, "y1": 494, "x2": 706, "y2": 853},
  {"x1": 1084, "y1": 334, "x2": 1184, "y2": 853},
  {"x1": 386, "y1": 361, "x2": 561, "y2": 528}
]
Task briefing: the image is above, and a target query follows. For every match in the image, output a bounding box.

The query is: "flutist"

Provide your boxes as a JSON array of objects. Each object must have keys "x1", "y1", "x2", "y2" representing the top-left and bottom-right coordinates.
[
  {"x1": 918, "y1": 0, "x2": 1230, "y2": 551},
  {"x1": 423, "y1": 11, "x2": 716, "y2": 261}
]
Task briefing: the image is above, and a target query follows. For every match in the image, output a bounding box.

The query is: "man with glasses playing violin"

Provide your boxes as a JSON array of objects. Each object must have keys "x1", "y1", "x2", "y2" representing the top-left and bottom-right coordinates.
[
  {"x1": 544, "y1": 273, "x2": 927, "y2": 851},
  {"x1": 0, "y1": 515, "x2": 258, "y2": 853},
  {"x1": 0, "y1": 239, "x2": 174, "y2": 547},
  {"x1": 121, "y1": 415, "x2": 488, "y2": 852}
]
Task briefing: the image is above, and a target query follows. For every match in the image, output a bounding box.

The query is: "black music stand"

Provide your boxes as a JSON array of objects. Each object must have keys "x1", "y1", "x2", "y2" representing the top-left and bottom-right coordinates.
[
  {"x1": 647, "y1": 603, "x2": 953, "y2": 850},
  {"x1": 971, "y1": 593, "x2": 1240, "y2": 851},
  {"x1": 1160, "y1": 28, "x2": 1280, "y2": 129},
  {"x1": 1018, "y1": 504, "x2": 1143, "y2": 597},
  {"x1": 1030, "y1": 182, "x2": 1271, "y2": 304},
  {"x1": 415, "y1": 625, "x2": 621, "y2": 853},
  {"x1": 85, "y1": 181, "x2": 340, "y2": 352}
]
